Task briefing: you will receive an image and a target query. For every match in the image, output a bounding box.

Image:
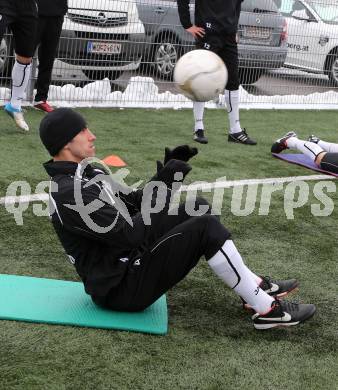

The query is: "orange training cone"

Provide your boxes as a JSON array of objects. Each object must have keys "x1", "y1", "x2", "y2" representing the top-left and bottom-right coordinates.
[{"x1": 102, "y1": 155, "x2": 127, "y2": 167}]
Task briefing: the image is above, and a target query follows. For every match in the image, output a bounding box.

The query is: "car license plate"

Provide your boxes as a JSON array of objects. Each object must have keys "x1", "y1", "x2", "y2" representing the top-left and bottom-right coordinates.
[
  {"x1": 243, "y1": 26, "x2": 271, "y2": 40},
  {"x1": 87, "y1": 41, "x2": 121, "y2": 54}
]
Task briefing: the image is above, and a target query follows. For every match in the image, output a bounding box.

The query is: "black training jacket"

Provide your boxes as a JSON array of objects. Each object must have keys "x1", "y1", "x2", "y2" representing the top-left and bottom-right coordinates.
[
  {"x1": 43, "y1": 160, "x2": 178, "y2": 298},
  {"x1": 177, "y1": 0, "x2": 243, "y2": 34},
  {"x1": 36, "y1": 0, "x2": 67, "y2": 16}
]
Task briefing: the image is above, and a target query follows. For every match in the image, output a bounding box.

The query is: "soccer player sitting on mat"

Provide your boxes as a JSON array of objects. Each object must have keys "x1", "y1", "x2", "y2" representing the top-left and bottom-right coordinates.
[
  {"x1": 40, "y1": 108, "x2": 316, "y2": 330},
  {"x1": 272, "y1": 131, "x2": 338, "y2": 174}
]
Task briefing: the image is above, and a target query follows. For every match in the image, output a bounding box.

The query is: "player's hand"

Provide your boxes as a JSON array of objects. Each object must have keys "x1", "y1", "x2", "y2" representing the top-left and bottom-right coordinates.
[
  {"x1": 156, "y1": 159, "x2": 192, "y2": 186},
  {"x1": 186, "y1": 25, "x2": 205, "y2": 38},
  {"x1": 164, "y1": 145, "x2": 198, "y2": 164}
]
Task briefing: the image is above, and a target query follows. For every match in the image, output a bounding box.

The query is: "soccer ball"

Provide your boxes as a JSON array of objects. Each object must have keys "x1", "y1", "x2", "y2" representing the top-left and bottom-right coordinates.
[{"x1": 174, "y1": 49, "x2": 228, "y2": 102}]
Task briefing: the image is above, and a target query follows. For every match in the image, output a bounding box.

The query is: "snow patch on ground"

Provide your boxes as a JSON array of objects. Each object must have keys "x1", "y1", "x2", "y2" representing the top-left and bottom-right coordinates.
[{"x1": 1, "y1": 77, "x2": 338, "y2": 110}]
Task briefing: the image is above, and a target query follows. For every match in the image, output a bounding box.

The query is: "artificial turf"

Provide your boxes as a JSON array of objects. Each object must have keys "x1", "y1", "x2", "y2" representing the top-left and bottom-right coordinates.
[{"x1": 0, "y1": 108, "x2": 337, "y2": 389}]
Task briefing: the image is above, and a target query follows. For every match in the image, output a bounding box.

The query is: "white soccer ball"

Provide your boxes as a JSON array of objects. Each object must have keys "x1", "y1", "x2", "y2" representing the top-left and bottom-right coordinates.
[{"x1": 174, "y1": 49, "x2": 228, "y2": 102}]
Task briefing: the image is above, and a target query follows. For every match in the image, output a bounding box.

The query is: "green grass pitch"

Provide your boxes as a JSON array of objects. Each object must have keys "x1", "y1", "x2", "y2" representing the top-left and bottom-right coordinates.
[{"x1": 0, "y1": 108, "x2": 337, "y2": 389}]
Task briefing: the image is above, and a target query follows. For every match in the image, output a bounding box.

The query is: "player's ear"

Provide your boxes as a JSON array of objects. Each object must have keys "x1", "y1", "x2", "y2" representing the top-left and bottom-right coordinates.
[{"x1": 63, "y1": 142, "x2": 71, "y2": 151}]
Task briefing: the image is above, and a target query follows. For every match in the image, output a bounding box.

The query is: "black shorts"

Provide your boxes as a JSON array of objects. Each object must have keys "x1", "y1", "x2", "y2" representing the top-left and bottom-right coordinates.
[
  {"x1": 320, "y1": 153, "x2": 338, "y2": 174},
  {"x1": 196, "y1": 32, "x2": 239, "y2": 91},
  {"x1": 0, "y1": 0, "x2": 38, "y2": 57},
  {"x1": 92, "y1": 198, "x2": 231, "y2": 312}
]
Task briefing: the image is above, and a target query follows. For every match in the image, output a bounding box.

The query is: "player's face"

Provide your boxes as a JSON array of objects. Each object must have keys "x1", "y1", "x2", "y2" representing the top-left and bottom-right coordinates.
[{"x1": 67, "y1": 128, "x2": 96, "y2": 162}]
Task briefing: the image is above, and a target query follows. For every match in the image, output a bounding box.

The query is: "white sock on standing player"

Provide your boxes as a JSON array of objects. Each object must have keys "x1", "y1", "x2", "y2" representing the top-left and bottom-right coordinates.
[
  {"x1": 286, "y1": 137, "x2": 325, "y2": 162},
  {"x1": 193, "y1": 101, "x2": 205, "y2": 132},
  {"x1": 224, "y1": 89, "x2": 242, "y2": 134},
  {"x1": 208, "y1": 240, "x2": 273, "y2": 314},
  {"x1": 10, "y1": 60, "x2": 32, "y2": 110}
]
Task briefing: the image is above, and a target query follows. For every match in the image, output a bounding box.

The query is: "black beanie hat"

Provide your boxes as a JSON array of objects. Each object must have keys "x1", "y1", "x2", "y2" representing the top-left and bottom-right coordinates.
[{"x1": 39, "y1": 108, "x2": 87, "y2": 156}]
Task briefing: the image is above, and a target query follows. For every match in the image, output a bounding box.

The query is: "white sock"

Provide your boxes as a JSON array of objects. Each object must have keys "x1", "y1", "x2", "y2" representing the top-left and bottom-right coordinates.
[
  {"x1": 317, "y1": 140, "x2": 338, "y2": 153},
  {"x1": 224, "y1": 89, "x2": 242, "y2": 134},
  {"x1": 193, "y1": 101, "x2": 205, "y2": 132},
  {"x1": 287, "y1": 137, "x2": 324, "y2": 162},
  {"x1": 208, "y1": 240, "x2": 273, "y2": 314},
  {"x1": 247, "y1": 270, "x2": 262, "y2": 285},
  {"x1": 10, "y1": 60, "x2": 32, "y2": 110}
]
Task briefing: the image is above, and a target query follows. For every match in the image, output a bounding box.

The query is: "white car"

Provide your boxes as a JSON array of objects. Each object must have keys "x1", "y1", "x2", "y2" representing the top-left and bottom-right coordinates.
[
  {"x1": 277, "y1": 0, "x2": 338, "y2": 86},
  {"x1": 58, "y1": 0, "x2": 145, "y2": 80},
  {"x1": 0, "y1": 0, "x2": 146, "y2": 81}
]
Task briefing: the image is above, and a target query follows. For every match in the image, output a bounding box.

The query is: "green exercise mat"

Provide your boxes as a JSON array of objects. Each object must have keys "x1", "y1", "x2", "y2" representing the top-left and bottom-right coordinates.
[{"x1": 0, "y1": 274, "x2": 168, "y2": 335}]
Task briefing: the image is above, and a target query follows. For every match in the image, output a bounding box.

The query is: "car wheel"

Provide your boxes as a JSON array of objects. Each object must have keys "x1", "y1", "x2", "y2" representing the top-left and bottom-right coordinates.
[
  {"x1": 239, "y1": 68, "x2": 263, "y2": 85},
  {"x1": 0, "y1": 34, "x2": 14, "y2": 76},
  {"x1": 82, "y1": 69, "x2": 123, "y2": 82},
  {"x1": 327, "y1": 52, "x2": 338, "y2": 87},
  {"x1": 153, "y1": 34, "x2": 182, "y2": 80}
]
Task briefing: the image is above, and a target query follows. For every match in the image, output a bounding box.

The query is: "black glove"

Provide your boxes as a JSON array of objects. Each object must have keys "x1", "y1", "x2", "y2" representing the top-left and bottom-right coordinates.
[
  {"x1": 164, "y1": 145, "x2": 198, "y2": 165},
  {"x1": 155, "y1": 159, "x2": 192, "y2": 187}
]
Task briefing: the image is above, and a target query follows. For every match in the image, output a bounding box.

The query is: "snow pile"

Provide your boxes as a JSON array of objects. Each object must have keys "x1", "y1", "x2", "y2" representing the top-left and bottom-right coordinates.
[
  {"x1": 238, "y1": 87, "x2": 338, "y2": 110},
  {"x1": 44, "y1": 77, "x2": 193, "y2": 109},
  {"x1": 0, "y1": 76, "x2": 338, "y2": 109}
]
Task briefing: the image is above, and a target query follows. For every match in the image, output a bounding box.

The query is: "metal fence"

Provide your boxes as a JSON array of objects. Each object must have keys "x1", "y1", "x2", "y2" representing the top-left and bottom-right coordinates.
[{"x1": 1, "y1": 0, "x2": 338, "y2": 108}]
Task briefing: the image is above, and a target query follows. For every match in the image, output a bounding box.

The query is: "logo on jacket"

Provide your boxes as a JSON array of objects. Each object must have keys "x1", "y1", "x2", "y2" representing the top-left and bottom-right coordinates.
[{"x1": 65, "y1": 157, "x2": 141, "y2": 234}]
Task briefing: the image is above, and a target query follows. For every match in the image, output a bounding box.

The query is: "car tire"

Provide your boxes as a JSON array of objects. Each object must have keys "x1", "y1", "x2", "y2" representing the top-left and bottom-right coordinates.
[
  {"x1": 239, "y1": 68, "x2": 263, "y2": 85},
  {"x1": 82, "y1": 69, "x2": 123, "y2": 82},
  {"x1": 0, "y1": 33, "x2": 14, "y2": 77},
  {"x1": 152, "y1": 33, "x2": 182, "y2": 80},
  {"x1": 327, "y1": 52, "x2": 338, "y2": 87}
]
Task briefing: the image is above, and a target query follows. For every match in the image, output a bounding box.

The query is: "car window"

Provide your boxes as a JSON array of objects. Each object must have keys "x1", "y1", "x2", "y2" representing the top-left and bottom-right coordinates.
[
  {"x1": 307, "y1": 1, "x2": 338, "y2": 23},
  {"x1": 242, "y1": 0, "x2": 278, "y2": 13},
  {"x1": 277, "y1": 0, "x2": 307, "y2": 16}
]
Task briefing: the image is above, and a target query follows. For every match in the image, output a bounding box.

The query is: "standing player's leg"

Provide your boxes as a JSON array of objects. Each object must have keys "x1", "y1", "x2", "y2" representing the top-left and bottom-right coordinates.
[
  {"x1": 191, "y1": 37, "x2": 217, "y2": 145},
  {"x1": 221, "y1": 34, "x2": 257, "y2": 145},
  {"x1": 4, "y1": 2, "x2": 38, "y2": 131},
  {"x1": 34, "y1": 15, "x2": 64, "y2": 112},
  {"x1": 193, "y1": 101, "x2": 208, "y2": 144}
]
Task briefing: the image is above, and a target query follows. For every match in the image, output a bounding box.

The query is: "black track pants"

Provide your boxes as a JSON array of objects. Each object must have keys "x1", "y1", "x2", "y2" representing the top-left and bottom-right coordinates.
[
  {"x1": 0, "y1": 1, "x2": 38, "y2": 58},
  {"x1": 34, "y1": 15, "x2": 63, "y2": 101},
  {"x1": 196, "y1": 32, "x2": 239, "y2": 91},
  {"x1": 320, "y1": 153, "x2": 338, "y2": 174},
  {"x1": 93, "y1": 198, "x2": 231, "y2": 311}
]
